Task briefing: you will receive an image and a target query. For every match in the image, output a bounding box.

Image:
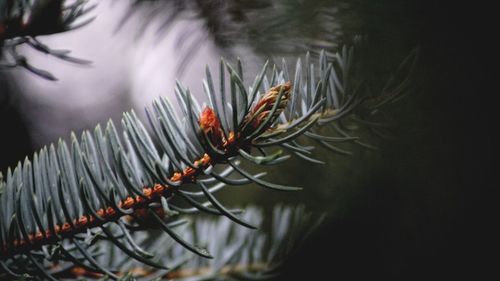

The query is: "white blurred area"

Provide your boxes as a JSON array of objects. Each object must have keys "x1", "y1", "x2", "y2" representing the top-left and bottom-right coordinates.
[{"x1": 8, "y1": 0, "x2": 230, "y2": 148}]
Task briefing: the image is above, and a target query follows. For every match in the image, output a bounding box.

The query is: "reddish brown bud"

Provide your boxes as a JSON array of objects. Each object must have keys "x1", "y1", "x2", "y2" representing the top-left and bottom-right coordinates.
[
  {"x1": 199, "y1": 107, "x2": 226, "y2": 148},
  {"x1": 200, "y1": 107, "x2": 221, "y2": 132}
]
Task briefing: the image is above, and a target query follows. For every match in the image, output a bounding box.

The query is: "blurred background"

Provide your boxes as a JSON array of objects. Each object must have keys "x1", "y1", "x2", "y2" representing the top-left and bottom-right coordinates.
[{"x1": 1, "y1": 0, "x2": 496, "y2": 279}]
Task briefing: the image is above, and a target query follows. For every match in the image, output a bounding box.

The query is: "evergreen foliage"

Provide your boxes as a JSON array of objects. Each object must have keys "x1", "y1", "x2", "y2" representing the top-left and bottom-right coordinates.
[{"x1": 1, "y1": 1, "x2": 417, "y2": 280}]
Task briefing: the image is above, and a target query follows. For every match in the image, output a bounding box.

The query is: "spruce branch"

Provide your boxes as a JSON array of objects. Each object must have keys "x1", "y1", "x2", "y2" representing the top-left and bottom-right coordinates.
[{"x1": 0, "y1": 46, "x2": 417, "y2": 280}]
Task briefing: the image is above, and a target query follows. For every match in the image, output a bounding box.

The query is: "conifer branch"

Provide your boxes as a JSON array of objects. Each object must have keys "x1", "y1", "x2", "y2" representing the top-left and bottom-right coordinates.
[{"x1": 0, "y1": 45, "x2": 417, "y2": 280}]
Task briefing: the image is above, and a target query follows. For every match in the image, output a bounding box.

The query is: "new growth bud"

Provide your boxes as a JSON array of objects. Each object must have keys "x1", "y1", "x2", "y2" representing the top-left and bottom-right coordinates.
[
  {"x1": 199, "y1": 107, "x2": 226, "y2": 148},
  {"x1": 241, "y1": 81, "x2": 292, "y2": 136}
]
